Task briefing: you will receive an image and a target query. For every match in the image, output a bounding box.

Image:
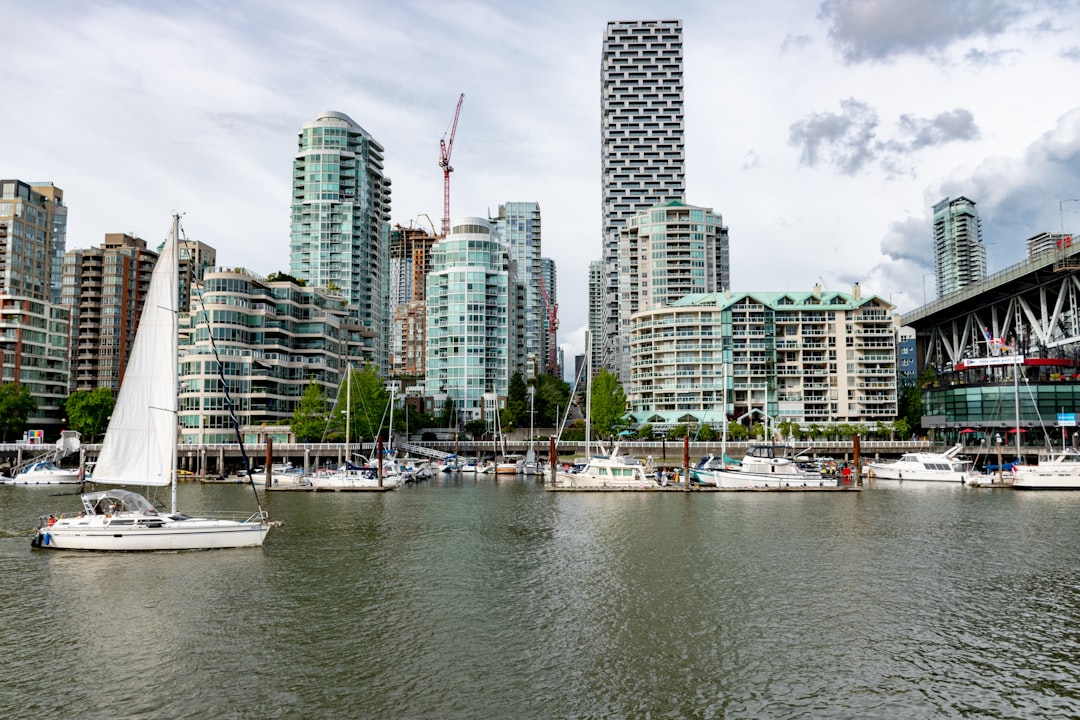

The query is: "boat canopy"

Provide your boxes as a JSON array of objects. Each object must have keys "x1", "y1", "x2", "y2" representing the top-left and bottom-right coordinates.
[{"x1": 78, "y1": 489, "x2": 158, "y2": 515}]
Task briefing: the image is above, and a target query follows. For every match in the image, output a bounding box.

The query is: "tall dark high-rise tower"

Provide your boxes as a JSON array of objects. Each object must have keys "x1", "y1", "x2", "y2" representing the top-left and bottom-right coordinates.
[{"x1": 598, "y1": 19, "x2": 686, "y2": 376}]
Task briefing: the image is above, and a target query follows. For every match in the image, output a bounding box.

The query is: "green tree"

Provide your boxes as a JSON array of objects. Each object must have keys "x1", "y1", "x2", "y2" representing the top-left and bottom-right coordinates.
[
  {"x1": 465, "y1": 418, "x2": 488, "y2": 440},
  {"x1": 0, "y1": 383, "x2": 37, "y2": 441},
  {"x1": 534, "y1": 373, "x2": 571, "y2": 427},
  {"x1": 64, "y1": 388, "x2": 114, "y2": 442},
  {"x1": 898, "y1": 384, "x2": 923, "y2": 435},
  {"x1": 635, "y1": 422, "x2": 653, "y2": 440},
  {"x1": 291, "y1": 380, "x2": 329, "y2": 441},
  {"x1": 503, "y1": 372, "x2": 528, "y2": 431},
  {"x1": 589, "y1": 368, "x2": 628, "y2": 440},
  {"x1": 436, "y1": 396, "x2": 457, "y2": 430},
  {"x1": 666, "y1": 424, "x2": 689, "y2": 440},
  {"x1": 329, "y1": 365, "x2": 390, "y2": 443},
  {"x1": 697, "y1": 423, "x2": 717, "y2": 441},
  {"x1": 727, "y1": 421, "x2": 749, "y2": 441}
]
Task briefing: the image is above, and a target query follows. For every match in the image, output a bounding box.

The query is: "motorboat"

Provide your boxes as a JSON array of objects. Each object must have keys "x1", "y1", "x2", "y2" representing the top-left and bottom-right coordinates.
[
  {"x1": 695, "y1": 444, "x2": 834, "y2": 488},
  {"x1": 6, "y1": 461, "x2": 81, "y2": 485},
  {"x1": 867, "y1": 444, "x2": 978, "y2": 483},
  {"x1": 552, "y1": 444, "x2": 660, "y2": 489},
  {"x1": 31, "y1": 215, "x2": 272, "y2": 551},
  {"x1": 308, "y1": 461, "x2": 402, "y2": 489},
  {"x1": 248, "y1": 463, "x2": 309, "y2": 487},
  {"x1": 1012, "y1": 448, "x2": 1080, "y2": 489}
]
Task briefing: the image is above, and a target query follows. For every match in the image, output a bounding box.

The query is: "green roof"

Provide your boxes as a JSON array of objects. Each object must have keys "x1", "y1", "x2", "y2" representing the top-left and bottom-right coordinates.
[{"x1": 668, "y1": 290, "x2": 888, "y2": 311}]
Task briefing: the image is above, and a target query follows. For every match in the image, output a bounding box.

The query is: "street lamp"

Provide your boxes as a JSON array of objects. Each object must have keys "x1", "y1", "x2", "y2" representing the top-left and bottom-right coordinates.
[{"x1": 1061, "y1": 198, "x2": 1080, "y2": 236}]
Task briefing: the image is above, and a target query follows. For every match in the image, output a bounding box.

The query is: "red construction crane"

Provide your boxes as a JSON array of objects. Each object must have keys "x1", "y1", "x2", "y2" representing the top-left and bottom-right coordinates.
[
  {"x1": 539, "y1": 274, "x2": 559, "y2": 373},
  {"x1": 439, "y1": 93, "x2": 464, "y2": 237}
]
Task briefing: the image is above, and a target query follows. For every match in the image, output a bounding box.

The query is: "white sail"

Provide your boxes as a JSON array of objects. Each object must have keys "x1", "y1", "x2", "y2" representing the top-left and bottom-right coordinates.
[{"x1": 92, "y1": 216, "x2": 179, "y2": 486}]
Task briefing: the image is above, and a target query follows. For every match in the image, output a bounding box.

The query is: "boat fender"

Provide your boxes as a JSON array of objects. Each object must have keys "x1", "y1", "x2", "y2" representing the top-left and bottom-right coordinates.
[
  {"x1": 43, "y1": 532, "x2": 50, "y2": 546},
  {"x1": 30, "y1": 533, "x2": 41, "y2": 548}
]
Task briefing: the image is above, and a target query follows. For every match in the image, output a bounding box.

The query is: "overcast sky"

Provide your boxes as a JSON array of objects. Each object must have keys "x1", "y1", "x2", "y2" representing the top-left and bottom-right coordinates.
[{"x1": 5, "y1": 0, "x2": 1080, "y2": 368}]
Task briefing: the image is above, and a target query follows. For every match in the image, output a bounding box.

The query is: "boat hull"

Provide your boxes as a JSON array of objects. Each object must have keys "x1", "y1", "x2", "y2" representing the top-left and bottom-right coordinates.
[
  {"x1": 33, "y1": 519, "x2": 268, "y2": 551},
  {"x1": 867, "y1": 465, "x2": 970, "y2": 483},
  {"x1": 697, "y1": 468, "x2": 834, "y2": 488}
]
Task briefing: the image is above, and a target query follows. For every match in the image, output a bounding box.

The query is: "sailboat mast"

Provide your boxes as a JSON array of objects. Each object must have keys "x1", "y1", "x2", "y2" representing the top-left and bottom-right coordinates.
[
  {"x1": 345, "y1": 364, "x2": 351, "y2": 466},
  {"x1": 585, "y1": 331, "x2": 592, "y2": 461},
  {"x1": 170, "y1": 214, "x2": 180, "y2": 515}
]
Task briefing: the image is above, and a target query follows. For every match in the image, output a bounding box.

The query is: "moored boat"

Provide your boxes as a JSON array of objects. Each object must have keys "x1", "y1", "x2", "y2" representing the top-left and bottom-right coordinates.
[
  {"x1": 1012, "y1": 448, "x2": 1080, "y2": 489},
  {"x1": 867, "y1": 444, "x2": 978, "y2": 483}
]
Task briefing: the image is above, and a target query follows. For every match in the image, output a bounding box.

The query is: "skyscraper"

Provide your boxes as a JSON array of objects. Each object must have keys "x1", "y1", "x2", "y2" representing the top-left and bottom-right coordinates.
[
  {"x1": 426, "y1": 218, "x2": 518, "y2": 425},
  {"x1": 290, "y1": 111, "x2": 391, "y2": 370},
  {"x1": 29, "y1": 183, "x2": 67, "y2": 305},
  {"x1": 933, "y1": 196, "x2": 986, "y2": 298},
  {"x1": 599, "y1": 19, "x2": 686, "y2": 376},
  {"x1": 540, "y1": 256, "x2": 558, "y2": 377},
  {"x1": 492, "y1": 202, "x2": 543, "y2": 379},
  {"x1": 587, "y1": 260, "x2": 604, "y2": 376}
]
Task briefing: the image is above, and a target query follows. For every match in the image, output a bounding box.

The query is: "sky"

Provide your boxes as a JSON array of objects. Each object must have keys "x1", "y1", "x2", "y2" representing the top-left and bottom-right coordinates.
[{"x1": 5, "y1": 0, "x2": 1080, "y2": 371}]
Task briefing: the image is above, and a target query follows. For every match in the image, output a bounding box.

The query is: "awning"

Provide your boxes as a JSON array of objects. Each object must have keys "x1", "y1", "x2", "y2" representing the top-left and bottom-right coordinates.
[{"x1": 959, "y1": 428, "x2": 977, "y2": 433}]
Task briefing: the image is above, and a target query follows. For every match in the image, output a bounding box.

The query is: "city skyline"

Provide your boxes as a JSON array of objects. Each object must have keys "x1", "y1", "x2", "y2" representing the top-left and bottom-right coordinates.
[{"x1": 4, "y1": 1, "x2": 1080, "y2": 364}]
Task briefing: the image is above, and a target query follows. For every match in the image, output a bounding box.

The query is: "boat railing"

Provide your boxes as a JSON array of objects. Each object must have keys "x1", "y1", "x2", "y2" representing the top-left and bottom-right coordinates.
[{"x1": 202, "y1": 509, "x2": 270, "y2": 524}]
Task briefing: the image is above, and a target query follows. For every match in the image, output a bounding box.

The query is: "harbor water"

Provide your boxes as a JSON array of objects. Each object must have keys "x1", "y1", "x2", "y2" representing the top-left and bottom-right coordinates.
[{"x1": 2, "y1": 477, "x2": 1079, "y2": 719}]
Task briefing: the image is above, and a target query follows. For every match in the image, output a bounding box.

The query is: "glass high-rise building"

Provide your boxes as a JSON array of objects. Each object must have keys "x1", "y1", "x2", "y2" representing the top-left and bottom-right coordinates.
[
  {"x1": 599, "y1": 19, "x2": 686, "y2": 377},
  {"x1": 492, "y1": 202, "x2": 542, "y2": 379},
  {"x1": 933, "y1": 196, "x2": 986, "y2": 299},
  {"x1": 290, "y1": 111, "x2": 391, "y2": 371},
  {"x1": 426, "y1": 217, "x2": 517, "y2": 425}
]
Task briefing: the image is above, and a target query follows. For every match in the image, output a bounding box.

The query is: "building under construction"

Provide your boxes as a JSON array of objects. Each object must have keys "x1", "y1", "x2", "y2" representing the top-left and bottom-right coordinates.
[{"x1": 388, "y1": 223, "x2": 439, "y2": 377}]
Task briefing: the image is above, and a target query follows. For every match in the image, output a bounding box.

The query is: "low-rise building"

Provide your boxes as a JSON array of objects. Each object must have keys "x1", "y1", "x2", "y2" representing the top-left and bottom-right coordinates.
[{"x1": 628, "y1": 284, "x2": 896, "y2": 432}]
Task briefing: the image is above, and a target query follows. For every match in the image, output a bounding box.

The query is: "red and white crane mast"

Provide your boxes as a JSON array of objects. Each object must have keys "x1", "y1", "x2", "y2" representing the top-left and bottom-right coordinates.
[{"x1": 438, "y1": 93, "x2": 464, "y2": 237}]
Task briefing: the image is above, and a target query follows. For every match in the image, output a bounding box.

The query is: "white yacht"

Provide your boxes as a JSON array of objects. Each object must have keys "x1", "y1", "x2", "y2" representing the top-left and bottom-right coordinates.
[
  {"x1": 695, "y1": 444, "x2": 833, "y2": 488},
  {"x1": 867, "y1": 444, "x2": 978, "y2": 483},
  {"x1": 1012, "y1": 449, "x2": 1080, "y2": 489},
  {"x1": 6, "y1": 461, "x2": 81, "y2": 485}
]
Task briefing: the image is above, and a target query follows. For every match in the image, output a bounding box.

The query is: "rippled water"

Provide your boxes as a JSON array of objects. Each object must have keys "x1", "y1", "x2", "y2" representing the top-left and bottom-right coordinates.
[{"x1": 2, "y1": 478, "x2": 1079, "y2": 719}]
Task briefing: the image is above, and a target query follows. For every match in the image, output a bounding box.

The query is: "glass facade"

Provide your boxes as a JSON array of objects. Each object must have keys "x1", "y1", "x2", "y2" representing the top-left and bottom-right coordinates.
[
  {"x1": 425, "y1": 218, "x2": 516, "y2": 424},
  {"x1": 289, "y1": 112, "x2": 390, "y2": 371}
]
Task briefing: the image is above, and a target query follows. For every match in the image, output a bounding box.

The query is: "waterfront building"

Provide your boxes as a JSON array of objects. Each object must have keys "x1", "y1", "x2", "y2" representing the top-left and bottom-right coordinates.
[
  {"x1": 933, "y1": 196, "x2": 986, "y2": 299},
  {"x1": 179, "y1": 237, "x2": 217, "y2": 313},
  {"x1": 588, "y1": 260, "x2": 604, "y2": 374},
  {"x1": 896, "y1": 326, "x2": 917, "y2": 388},
  {"x1": 0, "y1": 179, "x2": 60, "y2": 301},
  {"x1": 289, "y1": 111, "x2": 391, "y2": 371},
  {"x1": 425, "y1": 217, "x2": 518, "y2": 425},
  {"x1": 0, "y1": 296, "x2": 69, "y2": 434},
  {"x1": 0, "y1": 180, "x2": 71, "y2": 433},
  {"x1": 493, "y1": 202, "x2": 544, "y2": 379},
  {"x1": 902, "y1": 239, "x2": 1080, "y2": 442},
  {"x1": 599, "y1": 19, "x2": 686, "y2": 377},
  {"x1": 28, "y1": 183, "x2": 67, "y2": 305},
  {"x1": 616, "y1": 200, "x2": 729, "y2": 380},
  {"x1": 178, "y1": 268, "x2": 357, "y2": 444},
  {"x1": 540, "y1": 256, "x2": 559, "y2": 376},
  {"x1": 388, "y1": 223, "x2": 439, "y2": 377},
  {"x1": 61, "y1": 233, "x2": 158, "y2": 394},
  {"x1": 628, "y1": 285, "x2": 897, "y2": 432}
]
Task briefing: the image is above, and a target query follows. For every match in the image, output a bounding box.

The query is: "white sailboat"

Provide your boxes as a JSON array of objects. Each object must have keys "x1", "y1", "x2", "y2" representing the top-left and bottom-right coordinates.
[
  {"x1": 31, "y1": 215, "x2": 271, "y2": 550},
  {"x1": 308, "y1": 365, "x2": 400, "y2": 489}
]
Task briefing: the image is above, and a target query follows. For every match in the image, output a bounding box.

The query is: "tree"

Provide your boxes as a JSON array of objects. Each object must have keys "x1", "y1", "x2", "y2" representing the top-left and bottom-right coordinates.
[
  {"x1": 436, "y1": 397, "x2": 457, "y2": 430},
  {"x1": 666, "y1": 424, "x2": 689, "y2": 440},
  {"x1": 291, "y1": 380, "x2": 329, "y2": 442},
  {"x1": 534, "y1": 373, "x2": 571, "y2": 427},
  {"x1": 0, "y1": 383, "x2": 37, "y2": 441},
  {"x1": 898, "y1": 384, "x2": 923, "y2": 436},
  {"x1": 465, "y1": 418, "x2": 488, "y2": 440},
  {"x1": 329, "y1": 365, "x2": 390, "y2": 443},
  {"x1": 589, "y1": 368, "x2": 628, "y2": 440},
  {"x1": 727, "y1": 421, "x2": 749, "y2": 441},
  {"x1": 65, "y1": 388, "x2": 114, "y2": 442},
  {"x1": 503, "y1": 372, "x2": 529, "y2": 431},
  {"x1": 697, "y1": 423, "x2": 717, "y2": 441},
  {"x1": 635, "y1": 422, "x2": 653, "y2": 440}
]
